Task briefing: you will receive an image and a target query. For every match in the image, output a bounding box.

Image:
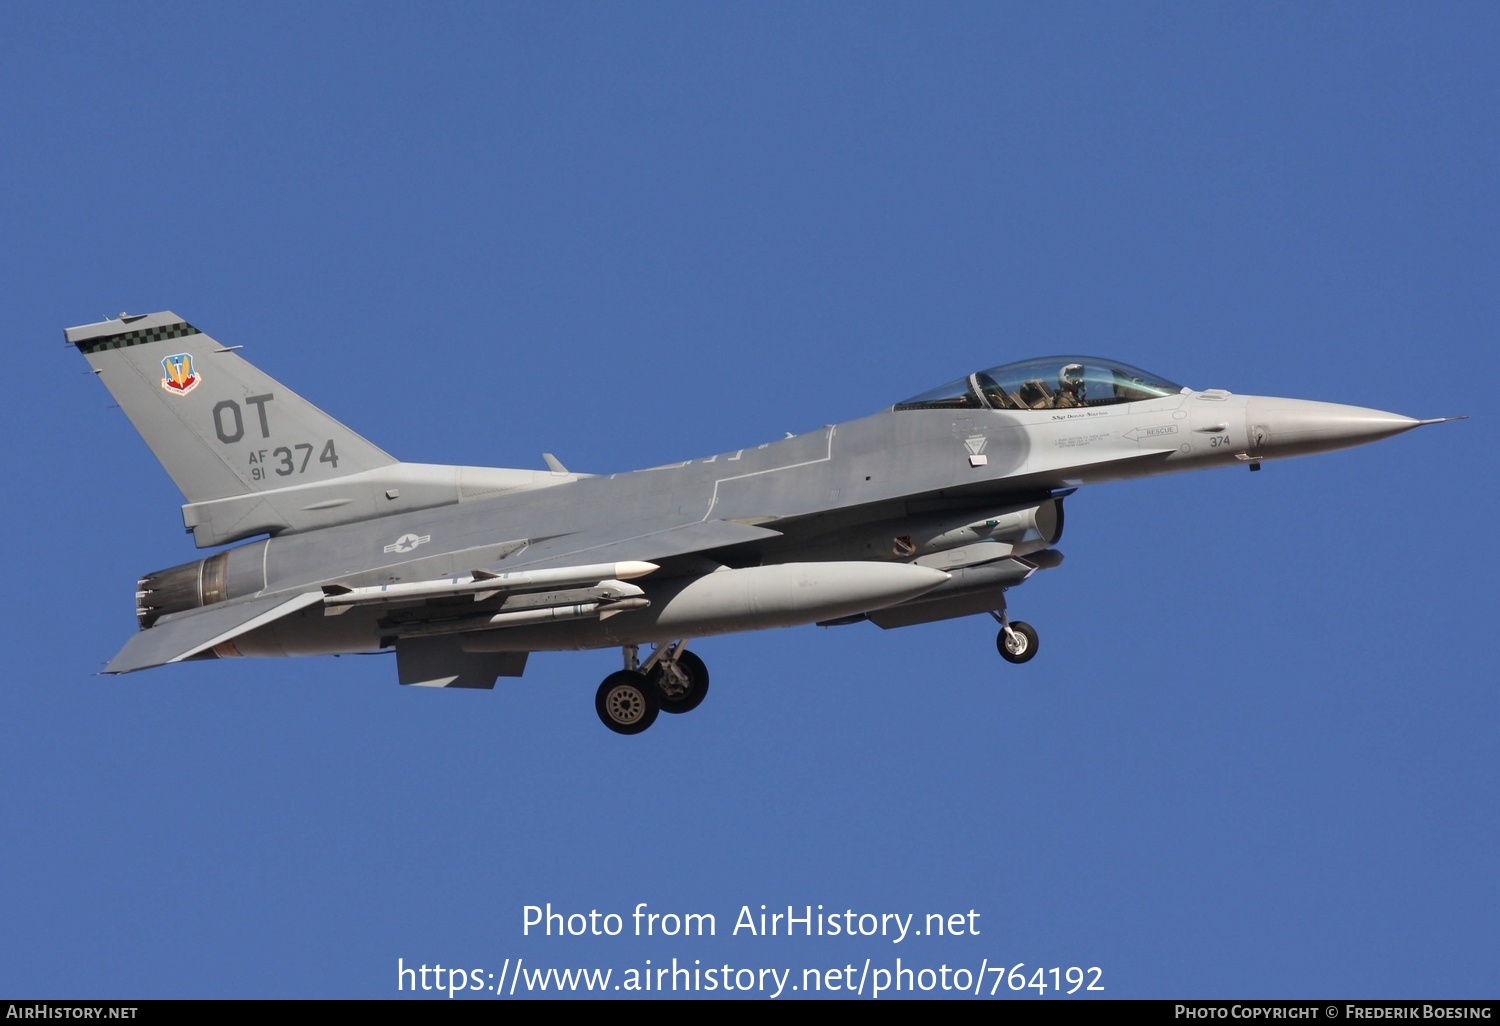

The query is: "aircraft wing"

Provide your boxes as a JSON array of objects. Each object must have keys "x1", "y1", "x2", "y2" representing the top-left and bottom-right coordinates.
[
  {"x1": 102, "y1": 591, "x2": 324, "y2": 674},
  {"x1": 104, "y1": 520, "x2": 784, "y2": 677}
]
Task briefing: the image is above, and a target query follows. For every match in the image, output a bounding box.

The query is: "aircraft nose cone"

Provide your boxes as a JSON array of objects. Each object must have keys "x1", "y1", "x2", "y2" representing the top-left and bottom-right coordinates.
[{"x1": 1245, "y1": 396, "x2": 1427, "y2": 459}]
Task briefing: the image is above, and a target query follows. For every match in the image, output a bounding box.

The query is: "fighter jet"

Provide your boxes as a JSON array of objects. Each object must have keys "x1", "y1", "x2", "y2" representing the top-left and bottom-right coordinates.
[{"x1": 68, "y1": 312, "x2": 1459, "y2": 734}]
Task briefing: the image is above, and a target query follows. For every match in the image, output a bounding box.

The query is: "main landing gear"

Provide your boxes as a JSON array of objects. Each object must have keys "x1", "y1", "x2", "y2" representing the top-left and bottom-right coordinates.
[
  {"x1": 991, "y1": 610, "x2": 1039, "y2": 664},
  {"x1": 594, "y1": 641, "x2": 711, "y2": 735}
]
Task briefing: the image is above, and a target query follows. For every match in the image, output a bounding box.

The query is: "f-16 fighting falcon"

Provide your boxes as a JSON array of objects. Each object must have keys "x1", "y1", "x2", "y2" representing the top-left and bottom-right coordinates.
[{"x1": 68, "y1": 312, "x2": 1460, "y2": 734}]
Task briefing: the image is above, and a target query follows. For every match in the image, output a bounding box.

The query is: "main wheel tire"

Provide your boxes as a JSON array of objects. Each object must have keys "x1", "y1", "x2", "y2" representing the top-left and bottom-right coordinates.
[
  {"x1": 651, "y1": 649, "x2": 710, "y2": 715},
  {"x1": 997, "y1": 620, "x2": 1039, "y2": 664},
  {"x1": 595, "y1": 670, "x2": 660, "y2": 734}
]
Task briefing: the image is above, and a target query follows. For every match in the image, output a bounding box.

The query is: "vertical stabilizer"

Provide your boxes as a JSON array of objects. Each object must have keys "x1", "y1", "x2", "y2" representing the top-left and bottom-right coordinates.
[{"x1": 67, "y1": 312, "x2": 397, "y2": 506}]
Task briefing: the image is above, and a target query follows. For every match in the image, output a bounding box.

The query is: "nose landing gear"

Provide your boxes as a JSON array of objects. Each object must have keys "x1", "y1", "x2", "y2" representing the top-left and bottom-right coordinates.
[{"x1": 991, "y1": 610, "x2": 1039, "y2": 664}]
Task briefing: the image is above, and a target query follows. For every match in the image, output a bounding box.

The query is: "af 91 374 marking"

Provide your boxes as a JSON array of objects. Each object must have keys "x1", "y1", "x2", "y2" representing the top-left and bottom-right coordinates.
[{"x1": 247, "y1": 440, "x2": 340, "y2": 480}]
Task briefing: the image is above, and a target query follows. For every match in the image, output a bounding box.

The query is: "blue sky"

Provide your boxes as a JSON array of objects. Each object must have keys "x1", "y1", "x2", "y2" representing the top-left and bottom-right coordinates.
[{"x1": 3, "y1": 2, "x2": 1495, "y2": 999}]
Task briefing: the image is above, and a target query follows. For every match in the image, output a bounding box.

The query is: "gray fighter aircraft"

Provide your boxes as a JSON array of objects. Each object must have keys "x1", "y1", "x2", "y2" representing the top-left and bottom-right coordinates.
[{"x1": 69, "y1": 312, "x2": 1458, "y2": 734}]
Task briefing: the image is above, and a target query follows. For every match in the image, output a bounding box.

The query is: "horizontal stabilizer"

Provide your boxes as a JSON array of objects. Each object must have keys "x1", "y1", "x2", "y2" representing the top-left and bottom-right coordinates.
[{"x1": 102, "y1": 592, "x2": 323, "y2": 674}]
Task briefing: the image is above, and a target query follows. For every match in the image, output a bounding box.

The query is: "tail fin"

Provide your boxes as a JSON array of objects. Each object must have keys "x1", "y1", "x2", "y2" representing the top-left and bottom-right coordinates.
[
  {"x1": 70, "y1": 312, "x2": 577, "y2": 548},
  {"x1": 69, "y1": 311, "x2": 396, "y2": 503},
  {"x1": 70, "y1": 311, "x2": 400, "y2": 545}
]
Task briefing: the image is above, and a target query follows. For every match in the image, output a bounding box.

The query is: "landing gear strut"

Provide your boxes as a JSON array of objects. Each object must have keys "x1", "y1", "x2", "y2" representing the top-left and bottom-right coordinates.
[{"x1": 595, "y1": 641, "x2": 710, "y2": 733}]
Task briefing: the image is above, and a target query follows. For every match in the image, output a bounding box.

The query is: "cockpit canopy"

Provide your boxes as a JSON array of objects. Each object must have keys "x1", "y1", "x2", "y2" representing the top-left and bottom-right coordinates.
[{"x1": 896, "y1": 357, "x2": 1186, "y2": 412}]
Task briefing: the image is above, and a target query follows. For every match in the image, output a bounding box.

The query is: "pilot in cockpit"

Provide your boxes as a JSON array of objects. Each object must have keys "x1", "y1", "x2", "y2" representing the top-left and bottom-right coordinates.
[{"x1": 1054, "y1": 363, "x2": 1087, "y2": 408}]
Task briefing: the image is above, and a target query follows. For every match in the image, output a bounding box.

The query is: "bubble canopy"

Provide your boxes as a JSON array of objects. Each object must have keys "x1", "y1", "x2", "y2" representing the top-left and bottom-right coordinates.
[{"x1": 895, "y1": 357, "x2": 1187, "y2": 412}]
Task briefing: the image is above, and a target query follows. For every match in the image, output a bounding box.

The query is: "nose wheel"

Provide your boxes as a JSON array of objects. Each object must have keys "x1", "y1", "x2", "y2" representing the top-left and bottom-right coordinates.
[{"x1": 993, "y1": 616, "x2": 1039, "y2": 664}]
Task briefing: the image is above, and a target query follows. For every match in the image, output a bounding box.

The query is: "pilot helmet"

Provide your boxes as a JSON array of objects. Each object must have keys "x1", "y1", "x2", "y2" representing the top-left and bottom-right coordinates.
[{"x1": 1060, "y1": 363, "x2": 1086, "y2": 396}]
